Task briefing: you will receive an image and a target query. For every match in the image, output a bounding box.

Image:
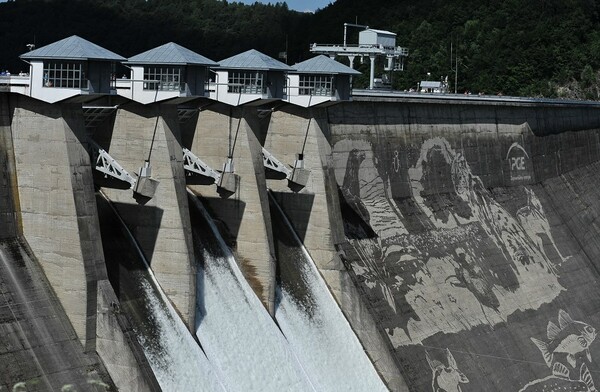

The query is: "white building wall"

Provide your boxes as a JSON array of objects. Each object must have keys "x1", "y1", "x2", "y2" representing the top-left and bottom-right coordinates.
[
  {"x1": 5, "y1": 76, "x2": 30, "y2": 96},
  {"x1": 29, "y1": 61, "x2": 81, "y2": 103},
  {"x1": 359, "y1": 30, "x2": 396, "y2": 48},
  {"x1": 125, "y1": 65, "x2": 180, "y2": 104},
  {"x1": 286, "y1": 74, "x2": 331, "y2": 108},
  {"x1": 209, "y1": 70, "x2": 264, "y2": 106}
]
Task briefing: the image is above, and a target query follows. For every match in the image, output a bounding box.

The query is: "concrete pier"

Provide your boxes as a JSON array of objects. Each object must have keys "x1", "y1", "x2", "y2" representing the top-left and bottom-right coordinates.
[
  {"x1": 10, "y1": 95, "x2": 105, "y2": 347},
  {"x1": 5, "y1": 94, "x2": 160, "y2": 391},
  {"x1": 265, "y1": 105, "x2": 408, "y2": 390},
  {"x1": 187, "y1": 104, "x2": 277, "y2": 315},
  {"x1": 0, "y1": 93, "x2": 20, "y2": 238},
  {"x1": 98, "y1": 102, "x2": 197, "y2": 329}
]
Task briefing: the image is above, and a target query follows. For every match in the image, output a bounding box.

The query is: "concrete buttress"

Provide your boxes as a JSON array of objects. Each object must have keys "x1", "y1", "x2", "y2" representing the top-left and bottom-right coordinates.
[
  {"x1": 264, "y1": 105, "x2": 409, "y2": 391},
  {"x1": 100, "y1": 102, "x2": 197, "y2": 329},
  {"x1": 11, "y1": 95, "x2": 104, "y2": 348},
  {"x1": 0, "y1": 94, "x2": 21, "y2": 238},
  {"x1": 187, "y1": 104, "x2": 277, "y2": 315}
]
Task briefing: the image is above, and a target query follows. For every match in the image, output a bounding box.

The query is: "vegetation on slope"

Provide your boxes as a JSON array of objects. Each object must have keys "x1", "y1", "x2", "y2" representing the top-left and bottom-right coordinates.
[{"x1": 2, "y1": 0, "x2": 600, "y2": 97}]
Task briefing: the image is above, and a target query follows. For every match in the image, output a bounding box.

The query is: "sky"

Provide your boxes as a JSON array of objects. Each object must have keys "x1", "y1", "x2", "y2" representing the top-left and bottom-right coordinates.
[{"x1": 234, "y1": 0, "x2": 334, "y2": 13}]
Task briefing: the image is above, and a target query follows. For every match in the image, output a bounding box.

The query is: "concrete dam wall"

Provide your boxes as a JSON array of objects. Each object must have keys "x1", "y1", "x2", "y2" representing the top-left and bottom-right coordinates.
[
  {"x1": 328, "y1": 97, "x2": 600, "y2": 391},
  {"x1": 0, "y1": 95, "x2": 117, "y2": 390},
  {"x1": 3, "y1": 90, "x2": 600, "y2": 391}
]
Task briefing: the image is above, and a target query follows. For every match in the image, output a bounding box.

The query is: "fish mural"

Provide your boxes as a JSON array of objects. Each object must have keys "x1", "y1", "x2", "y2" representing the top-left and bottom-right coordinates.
[
  {"x1": 425, "y1": 349, "x2": 469, "y2": 392},
  {"x1": 519, "y1": 362, "x2": 597, "y2": 392},
  {"x1": 530, "y1": 310, "x2": 596, "y2": 369}
]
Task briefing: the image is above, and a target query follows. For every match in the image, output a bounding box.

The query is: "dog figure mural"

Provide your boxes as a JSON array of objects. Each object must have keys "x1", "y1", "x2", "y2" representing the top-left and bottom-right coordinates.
[
  {"x1": 425, "y1": 349, "x2": 469, "y2": 392},
  {"x1": 517, "y1": 187, "x2": 570, "y2": 268}
]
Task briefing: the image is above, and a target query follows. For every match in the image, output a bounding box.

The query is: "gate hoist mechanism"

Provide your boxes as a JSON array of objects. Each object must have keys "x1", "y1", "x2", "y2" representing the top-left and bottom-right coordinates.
[
  {"x1": 92, "y1": 144, "x2": 158, "y2": 199},
  {"x1": 262, "y1": 147, "x2": 310, "y2": 190}
]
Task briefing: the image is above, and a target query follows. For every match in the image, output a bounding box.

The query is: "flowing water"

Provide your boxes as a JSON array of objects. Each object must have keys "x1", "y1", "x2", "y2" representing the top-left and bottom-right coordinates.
[
  {"x1": 269, "y1": 192, "x2": 388, "y2": 392},
  {"x1": 188, "y1": 191, "x2": 315, "y2": 392},
  {"x1": 98, "y1": 188, "x2": 387, "y2": 391},
  {"x1": 97, "y1": 193, "x2": 226, "y2": 392}
]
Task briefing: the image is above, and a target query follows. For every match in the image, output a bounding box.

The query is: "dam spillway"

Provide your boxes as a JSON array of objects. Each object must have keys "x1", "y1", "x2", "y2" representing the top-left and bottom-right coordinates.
[{"x1": 2, "y1": 88, "x2": 600, "y2": 391}]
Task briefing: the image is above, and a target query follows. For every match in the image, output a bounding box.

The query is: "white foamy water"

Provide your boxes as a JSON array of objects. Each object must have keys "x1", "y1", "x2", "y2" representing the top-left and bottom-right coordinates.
[
  {"x1": 271, "y1": 196, "x2": 388, "y2": 392},
  {"x1": 190, "y1": 194, "x2": 315, "y2": 392},
  {"x1": 104, "y1": 192, "x2": 227, "y2": 392},
  {"x1": 137, "y1": 279, "x2": 227, "y2": 392}
]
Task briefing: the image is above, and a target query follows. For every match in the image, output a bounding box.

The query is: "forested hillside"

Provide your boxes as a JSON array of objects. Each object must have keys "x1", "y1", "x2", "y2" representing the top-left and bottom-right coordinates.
[{"x1": 1, "y1": 0, "x2": 600, "y2": 97}]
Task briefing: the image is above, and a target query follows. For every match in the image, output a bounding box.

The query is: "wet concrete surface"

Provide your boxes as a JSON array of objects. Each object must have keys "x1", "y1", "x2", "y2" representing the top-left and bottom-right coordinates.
[{"x1": 0, "y1": 237, "x2": 114, "y2": 391}]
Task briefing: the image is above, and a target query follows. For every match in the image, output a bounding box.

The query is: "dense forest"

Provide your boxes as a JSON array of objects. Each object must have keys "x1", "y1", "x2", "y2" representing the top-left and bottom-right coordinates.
[{"x1": 1, "y1": 0, "x2": 600, "y2": 97}]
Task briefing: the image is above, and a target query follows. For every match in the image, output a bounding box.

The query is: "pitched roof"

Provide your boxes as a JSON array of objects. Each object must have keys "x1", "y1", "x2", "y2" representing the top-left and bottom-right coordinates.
[
  {"x1": 20, "y1": 35, "x2": 125, "y2": 61},
  {"x1": 292, "y1": 55, "x2": 361, "y2": 75},
  {"x1": 362, "y1": 28, "x2": 396, "y2": 36},
  {"x1": 218, "y1": 49, "x2": 293, "y2": 71},
  {"x1": 126, "y1": 42, "x2": 218, "y2": 66}
]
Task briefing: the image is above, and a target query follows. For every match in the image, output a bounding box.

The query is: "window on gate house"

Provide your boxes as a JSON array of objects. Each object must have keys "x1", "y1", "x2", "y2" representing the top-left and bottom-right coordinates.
[{"x1": 43, "y1": 62, "x2": 85, "y2": 88}]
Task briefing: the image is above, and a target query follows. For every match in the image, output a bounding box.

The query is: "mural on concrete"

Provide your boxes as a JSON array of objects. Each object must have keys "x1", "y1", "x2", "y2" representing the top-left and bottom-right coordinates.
[
  {"x1": 425, "y1": 349, "x2": 469, "y2": 392},
  {"x1": 336, "y1": 137, "x2": 570, "y2": 346},
  {"x1": 520, "y1": 362, "x2": 597, "y2": 392},
  {"x1": 517, "y1": 187, "x2": 569, "y2": 266},
  {"x1": 531, "y1": 309, "x2": 596, "y2": 369},
  {"x1": 520, "y1": 310, "x2": 597, "y2": 391}
]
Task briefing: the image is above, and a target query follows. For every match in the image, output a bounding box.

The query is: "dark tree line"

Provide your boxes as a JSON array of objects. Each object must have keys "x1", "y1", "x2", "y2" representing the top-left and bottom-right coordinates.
[{"x1": 2, "y1": 0, "x2": 600, "y2": 97}]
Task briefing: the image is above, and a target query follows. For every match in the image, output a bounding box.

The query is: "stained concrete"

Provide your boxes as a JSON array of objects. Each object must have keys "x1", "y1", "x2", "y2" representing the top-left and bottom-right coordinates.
[
  {"x1": 328, "y1": 99, "x2": 600, "y2": 391},
  {"x1": 6, "y1": 88, "x2": 600, "y2": 391},
  {"x1": 0, "y1": 237, "x2": 115, "y2": 391},
  {"x1": 0, "y1": 94, "x2": 20, "y2": 238},
  {"x1": 0, "y1": 93, "x2": 115, "y2": 391}
]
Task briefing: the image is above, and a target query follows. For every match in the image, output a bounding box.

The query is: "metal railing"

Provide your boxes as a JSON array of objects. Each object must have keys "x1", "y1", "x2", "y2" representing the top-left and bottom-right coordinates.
[
  {"x1": 0, "y1": 75, "x2": 29, "y2": 87},
  {"x1": 310, "y1": 43, "x2": 408, "y2": 56}
]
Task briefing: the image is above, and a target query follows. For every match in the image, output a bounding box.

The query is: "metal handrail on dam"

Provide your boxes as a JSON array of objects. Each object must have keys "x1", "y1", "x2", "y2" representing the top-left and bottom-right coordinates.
[{"x1": 352, "y1": 88, "x2": 600, "y2": 107}]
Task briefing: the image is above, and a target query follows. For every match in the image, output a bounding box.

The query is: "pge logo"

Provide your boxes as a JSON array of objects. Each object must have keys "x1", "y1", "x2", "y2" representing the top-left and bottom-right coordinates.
[
  {"x1": 511, "y1": 156, "x2": 526, "y2": 171},
  {"x1": 506, "y1": 142, "x2": 532, "y2": 182}
]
